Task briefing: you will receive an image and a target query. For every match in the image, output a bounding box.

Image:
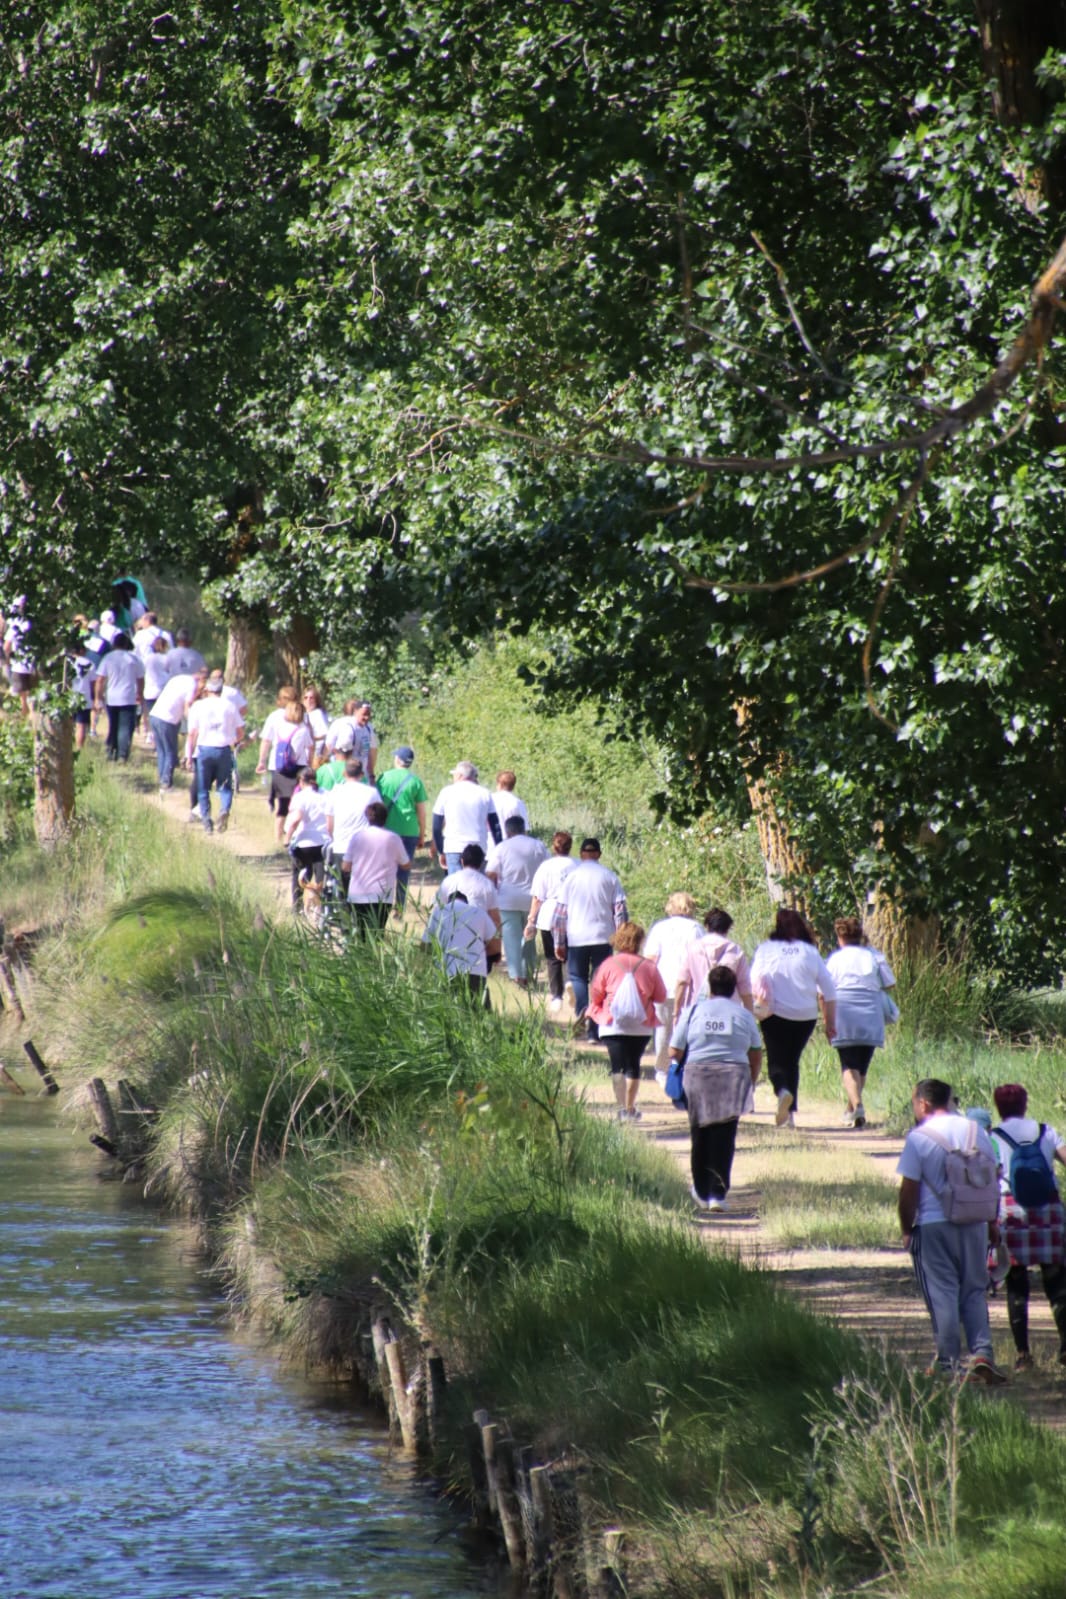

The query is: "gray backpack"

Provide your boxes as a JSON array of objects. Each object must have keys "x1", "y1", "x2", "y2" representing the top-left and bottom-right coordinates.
[{"x1": 920, "y1": 1118, "x2": 999, "y2": 1224}]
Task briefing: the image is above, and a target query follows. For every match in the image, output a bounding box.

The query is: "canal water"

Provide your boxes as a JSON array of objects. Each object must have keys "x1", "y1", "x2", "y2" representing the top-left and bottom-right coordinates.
[{"x1": 0, "y1": 1096, "x2": 498, "y2": 1598}]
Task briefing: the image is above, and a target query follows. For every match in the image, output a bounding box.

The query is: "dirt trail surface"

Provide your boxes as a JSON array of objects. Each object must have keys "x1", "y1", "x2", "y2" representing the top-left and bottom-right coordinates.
[{"x1": 142, "y1": 758, "x2": 1066, "y2": 1426}]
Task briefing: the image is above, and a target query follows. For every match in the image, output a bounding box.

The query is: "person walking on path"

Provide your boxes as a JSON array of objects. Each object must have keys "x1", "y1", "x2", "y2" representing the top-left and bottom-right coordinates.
[
  {"x1": 163, "y1": 627, "x2": 206, "y2": 678},
  {"x1": 991, "y1": 1082, "x2": 1066, "y2": 1372},
  {"x1": 343, "y1": 800, "x2": 411, "y2": 937},
  {"x1": 256, "y1": 689, "x2": 313, "y2": 844},
  {"x1": 436, "y1": 845, "x2": 502, "y2": 954},
  {"x1": 524, "y1": 831, "x2": 576, "y2": 1012},
  {"x1": 185, "y1": 670, "x2": 244, "y2": 834},
  {"x1": 897, "y1": 1077, "x2": 1007, "y2": 1383},
  {"x1": 668, "y1": 964, "x2": 762, "y2": 1212},
  {"x1": 552, "y1": 838, "x2": 628, "y2": 1043},
  {"x1": 750, "y1": 908, "x2": 836, "y2": 1128},
  {"x1": 825, "y1": 916, "x2": 897, "y2": 1128},
  {"x1": 149, "y1": 669, "x2": 205, "y2": 790},
  {"x1": 493, "y1": 771, "x2": 529, "y2": 831},
  {"x1": 586, "y1": 922, "x2": 666, "y2": 1121},
  {"x1": 674, "y1": 907, "x2": 753, "y2": 1014},
  {"x1": 486, "y1": 817, "x2": 548, "y2": 986},
  {"x1": 283, "y1": 767, "x2": 333, "y2": 907},
  {"x1": 325, "y1": 759, "x2": 383, "y2": 897},
  {"x1": 377, "y1": 746, "x2": 428, "y2": 914},
  {"x1": 430, "y1": 761, "x2": 501, "y2": 872},
  {"x1": 644, "y1": 892, "x2": 704, "y2": 1072},
  {"x1": 423, "y1": 891, "x2": 498, "y2": 1007},
  {"x1": 94, "y1": 632, "x2": 144, "y2": 763}
]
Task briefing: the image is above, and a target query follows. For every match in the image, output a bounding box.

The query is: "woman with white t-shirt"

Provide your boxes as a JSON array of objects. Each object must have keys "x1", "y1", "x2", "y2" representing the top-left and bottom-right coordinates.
[
  {"x1": 302, "y1": 685, "x2": 329, "y2": 761},
  {"x1": 256, "y1": 688, "x2": 313, "y2": 842},
  {"x1": 991, "y1": 1082, "x2": 1066, "y2": 1371},
  {"x1": 750, "y1": 908, "x2": 836, "y2": 1129},
  {"x1": 825, "y1": 917, "x2": 897, "y2": 1129},
  {"x1": 643, "y1": 891, "x2": 704, "y2": 1070},
  {"x1": 93, "y1": 633, "x2": 144, "y2": 763},
  {"x1": 524, "y1": 831, "x2": 577, "y2": 1011},
  {"x1": 283, "y1": 768, "x2": 333, "y2": 909}
]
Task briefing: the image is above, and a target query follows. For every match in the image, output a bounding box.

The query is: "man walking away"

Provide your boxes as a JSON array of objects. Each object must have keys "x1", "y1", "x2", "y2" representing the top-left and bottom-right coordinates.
[
  {"x1": 487, "y1": 817, "x2": 548, "y2": 986},
  {"x1": 897, "y1": 1077, "x2": 1007, "y2": 1383},
  {"x1": 430, "y1": 761, "x2": 501, "y2": 873},
  {"x1": 552, "y1": 838, "x2": 627, "y2": 1042},
  {"x1": 377, "y1": 746, "x2": 428, "y2": 914},
  {"x1": 185, "y1": 670, "x2": 244, "y2": 833}
]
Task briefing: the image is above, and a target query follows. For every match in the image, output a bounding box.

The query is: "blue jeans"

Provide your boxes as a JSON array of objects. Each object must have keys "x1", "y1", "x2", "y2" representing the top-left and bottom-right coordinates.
[
  {"x1": 444, "y1": 851, "x2": 465, "y2": 875},
  {"x1": 500, "y1": 909, "x2": 536, "y2": 981},
  {"x1": 151, "y1": 716, "x2": 180, "y2": 787},
  {"x1": 567, "y1": 942, "x2": 612, "y2": 1032},
  {"x1": 105, "y1": 703, "x2": 138, "y2": 762},
  {"x1": 196, "y1": 746, "x2": 234, "y2": 824}
]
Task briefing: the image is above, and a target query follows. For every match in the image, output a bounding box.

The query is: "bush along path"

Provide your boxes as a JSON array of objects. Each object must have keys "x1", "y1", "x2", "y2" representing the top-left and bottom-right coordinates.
[{"x1": 10, "y1": 760, "x2": 1066, "y2": 1599}]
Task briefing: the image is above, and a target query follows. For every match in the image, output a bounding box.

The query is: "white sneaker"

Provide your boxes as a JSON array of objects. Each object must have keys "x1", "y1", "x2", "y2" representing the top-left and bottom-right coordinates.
[
  {"x1": 775, "y1": 1088, "x2": 794, "y2": 1126},
  {"x1": 548, "y1": 996, "x2": 562, "y2": 1013},
  {"x1": 843, "y1": 1109, "x2": 856, "y2": 1128},
  {"x1": 853, "y1": 1104, "x2": 866, "y2": 1128},
  {"x1": 706, "y1": 1196, "x2": 728, "y2": 1212},
  {"x1": 690, "y1": 1185, "x2": 711, "y2": 1209}
]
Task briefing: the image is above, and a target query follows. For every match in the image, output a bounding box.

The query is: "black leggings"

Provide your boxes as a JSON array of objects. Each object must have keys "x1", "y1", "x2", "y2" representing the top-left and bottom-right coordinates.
[
  {"x1": 837, "y1": 1045, "x2": 875, "y2": 1074},
  {"x1": 760, "y1": 1014, "x2": 817, "y2": 1111},
  {"x1": 691, "y1": 1119, "x2": 739, "y2": 1201},
  {"x1": 605, "y1": 1035, "x2": 649, "y2": 1080},
  {"x1": 290, "y1": 844, "x2": 326, "y2": 908},
  {"x1": 540, "y1": 929, "x2": 565, "y2": 1001}
]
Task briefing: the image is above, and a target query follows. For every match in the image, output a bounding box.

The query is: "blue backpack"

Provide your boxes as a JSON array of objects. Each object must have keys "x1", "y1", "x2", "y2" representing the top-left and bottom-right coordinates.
[{"x1": 997, "y1": 1125, "x2": 1058, "y2": 1209}]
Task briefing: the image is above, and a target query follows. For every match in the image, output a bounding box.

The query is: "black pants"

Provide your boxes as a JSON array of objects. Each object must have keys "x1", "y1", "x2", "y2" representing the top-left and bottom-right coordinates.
[
  {"x1": 1006, "y1": 1261, "x2": 1066, "y2": 1354},
  {"x1": 352, "y1": 901, "x2": 389, "y2": 939},
  {"x1": 691, "y1": 1119, "x2": 739, "y2": 1201},
  {"x1": 760, "y1": 1014, "x2": 817, "y2": 1111},
  {"x1": 604, "y1": 1034, "x2": 649, "y2": 1079},
  {"x1": 540, "y1": 929, "x2": 565, "y2": 1001},
  {"x1": 837, "y1": 1045, "x2": 875, "y2": 1074}
]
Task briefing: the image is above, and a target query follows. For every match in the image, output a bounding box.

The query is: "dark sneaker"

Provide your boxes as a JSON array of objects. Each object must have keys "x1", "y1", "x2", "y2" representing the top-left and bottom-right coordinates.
[
  {"x1": 1015, "y1": 1352, "x2": 1034, "y2": 1372},
  {"x1": 965, "y1": 1356, "x2": 1008, "y2": 1386}
]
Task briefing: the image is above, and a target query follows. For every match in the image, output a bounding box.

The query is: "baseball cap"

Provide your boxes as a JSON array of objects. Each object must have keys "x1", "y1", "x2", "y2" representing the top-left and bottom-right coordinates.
[{"x1": 394, "y1": 745, "x2": 415, "y2": 765}]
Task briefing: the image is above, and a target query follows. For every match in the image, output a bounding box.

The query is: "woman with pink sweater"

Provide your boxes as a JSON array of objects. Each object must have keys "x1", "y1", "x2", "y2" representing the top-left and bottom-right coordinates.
[{"x1": 588, "y1": 922, "x2": 667, "y2": 1123}]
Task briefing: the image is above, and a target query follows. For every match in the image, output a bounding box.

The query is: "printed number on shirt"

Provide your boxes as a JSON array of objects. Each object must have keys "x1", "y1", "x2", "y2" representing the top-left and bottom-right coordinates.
[{"x1": 704, "y1": 1016, "x2": 733, "y2": 1035}]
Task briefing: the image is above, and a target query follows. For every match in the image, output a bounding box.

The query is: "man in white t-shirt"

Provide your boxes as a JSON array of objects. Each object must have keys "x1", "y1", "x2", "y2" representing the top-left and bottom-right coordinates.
[
  {"x1": 552, "y1": 839, "x2": 627, "y2": 1041},
  {"x1": 185, "y1": 672, "x2": 244, "y2": 833},
  {"x1": 423, "y1": 892, "x2": 498, "y2": 1007},
  {"x1": 897, "y1": 1078, "x2": 1006, "y2": 1383},
  {"x1": 326, "y1": 760, "x2": 383, "y2": 890},
  {"x1": 343, "y1": 800, "x2": 410, "y2": 937},
  {"x1": 436, "y1": 844, "x2": 502, "y2": 932},
  {"x1": 431, "y1": 761, "x2": 501, "y2": 873},
  {"x1": 149, "y1": 669, "x2": 205, "y2": 789},
  {"x1": 486, "y1": 818, "x2": 548, "y2": 985}
]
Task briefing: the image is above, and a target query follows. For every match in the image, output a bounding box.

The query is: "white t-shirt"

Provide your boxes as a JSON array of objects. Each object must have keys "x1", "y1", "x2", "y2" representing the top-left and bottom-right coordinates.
[
  {"x1": 528, "y1": 855, "x2": 577, "y2": 931},
  {"x1": 825, "y1": 944, "x2": 895, "y2": 993},
  {"x1": 486, "y1": 833, "x2": 549, "y2": 912},
  {"x1": 423, "y1": 901, "x2": 497, "y2": 977},
  {"x1": 223, "y1": 685, "x2": 248, "y2": 717},
  {"x1": 555, "y1": 860, "x2": 626, "y2": 946},
  {"x1": 164, "y1": 645, "x2": 207, "y2": 676},
  {"x1": 187, "y1": 695, "x2": 243, "y2": 748},
  {"x1": 287, "y1": 787, "x2": 333, "y2": 849},
  {"x1": 261, "y1": 710, "x2": 312, "y2": 773},
  {"x1": 437, "y1": 867, "x2": 499, "y2": 916},
  {"x1": 151, "y1": 673, "x2": 198, "y2": 724},
  {"x1": 432, "y1": 780, "x2": 499, "y2": 855},
  {"x1": 897, "y1": 1112, "x2": 997, "y2": 1226},
  {"x1": 494, "y1": 791, "x2": 529, "y2": 830},
  {"x1": 5, "y1": 617, "x2": 33, "y2": 673},
  {"x1": 328, "y1": 781, "x2": 383, "y2": 855},
  {"x1": 993, "y1": 1116, "x2": 1064, "y2": 1194},
  {"x1": 644, "y1": 916, "x2": 704, "y2": 993},
  {"x1": 344, "y1": 825, "x2": 410, "y2": 903},
  {"x1": 750, "y1": 940, "x2": 836, "y2": 1021},
  {"x1": 134, "y1": 624, "x2": 164, "y2": 659},
  {"x1": 97, "y1": 650, "x2": 144, "y2": 705},
  {"x1": 143, "y1": 650, "x2": 173, "y2": 700}
]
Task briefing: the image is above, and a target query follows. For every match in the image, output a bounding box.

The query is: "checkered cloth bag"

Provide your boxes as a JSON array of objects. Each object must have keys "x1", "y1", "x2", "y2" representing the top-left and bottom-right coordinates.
[{"x1": 1002, "y1": 1195, "x2": 1066, "y2": 1267}]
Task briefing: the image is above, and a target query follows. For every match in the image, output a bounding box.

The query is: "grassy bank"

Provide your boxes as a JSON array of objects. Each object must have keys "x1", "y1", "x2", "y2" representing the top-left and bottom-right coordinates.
[{"x1": 4, "y1": 769, "x2": 1066, "y2": 1596}]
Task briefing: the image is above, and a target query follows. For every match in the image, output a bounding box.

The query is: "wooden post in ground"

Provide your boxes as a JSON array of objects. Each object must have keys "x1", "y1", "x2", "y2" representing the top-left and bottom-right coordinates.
[
  {"x1": 371, "y1": 1318, "x2": 401, "y2": 1440},
  {"x1": 0, "y1": 1065, "x2": 25, "y2": 1096},
  {"x1": 426, "y1": 1351, "x2": 447, "y2": 1450},
  {"x1": 383, "y1": 1337, "x2": 417, "y2": 1452},
  {"x1": 23, "y1": 1040, "x2": 59, "y2": 1094},
  {"x1": 464, "y1": 1420, "x2": 492, "y2": 1529},
  {"x1": 88, "y1": 1078, "x2": 122, "y2": 1155},
  {"x1": 493, "y1": 1436, "x2": 528, "y2": 1573}
]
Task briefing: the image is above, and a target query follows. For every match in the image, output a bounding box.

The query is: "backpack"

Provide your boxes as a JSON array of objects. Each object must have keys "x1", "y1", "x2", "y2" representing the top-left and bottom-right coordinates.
[
  {"x1": 996, "y1": 1125, "x2": 1058, "y2": 1209},
  {"x1": 920, "y1": 1118, "x2": 1000, "y2": 1225},
  {"x1": 610, "y1": 967, "x2": 646, "y2": 1027},
  {"x1": 275, "y1": 724, "x2": 304, "y2": 778}
]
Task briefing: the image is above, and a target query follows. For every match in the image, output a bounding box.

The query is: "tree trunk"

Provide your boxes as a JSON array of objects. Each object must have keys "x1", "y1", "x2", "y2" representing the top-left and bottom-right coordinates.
[
  {"x1": 225, "y1": 617, "x2": 261, "y2": 690},
  {"x1": 32, "y1": 710, "x2": 75, "y2": 847},
  {"x1": 272, "y1": 614, "x2": 319, "y2": 694},
  {"x1": 974, "y1": 0, "x2": 1066, "y2": 205}
]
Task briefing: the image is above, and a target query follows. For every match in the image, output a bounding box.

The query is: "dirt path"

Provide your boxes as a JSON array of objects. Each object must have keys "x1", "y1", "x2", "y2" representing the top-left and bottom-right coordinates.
[{"x1": 134, "y1": 751, "x2": 1066, "y2": 1424}]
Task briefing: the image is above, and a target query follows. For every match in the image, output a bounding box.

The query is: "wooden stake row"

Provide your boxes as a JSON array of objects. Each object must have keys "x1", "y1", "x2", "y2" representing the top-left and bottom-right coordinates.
[{"x1": 367, "y1": 1315, "x2": 628, "y2": 1598}]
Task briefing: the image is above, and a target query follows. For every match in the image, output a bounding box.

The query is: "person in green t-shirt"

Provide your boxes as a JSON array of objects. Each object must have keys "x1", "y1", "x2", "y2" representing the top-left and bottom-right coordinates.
[{"x1": 377, "y1": 746, "x2": 428, "y2": 913}]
